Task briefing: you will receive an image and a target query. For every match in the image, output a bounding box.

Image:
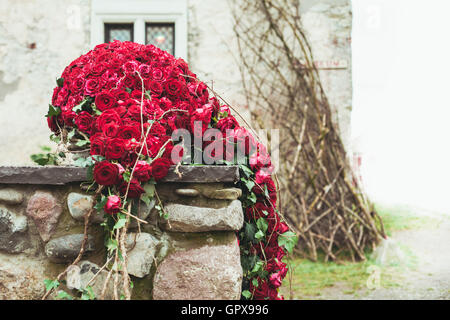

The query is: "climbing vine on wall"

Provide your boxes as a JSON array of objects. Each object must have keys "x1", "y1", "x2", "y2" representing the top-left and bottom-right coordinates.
[{"x1": 231, "y1": 0, "x2": 385, "y2": 261}]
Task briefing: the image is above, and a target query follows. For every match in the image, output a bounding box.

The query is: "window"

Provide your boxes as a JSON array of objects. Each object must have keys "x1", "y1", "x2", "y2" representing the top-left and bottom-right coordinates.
[
  {"x1": 91, "y1": 0, "x2": 187, "y2": 59},
  {"x1": 146, "y1": 23, "x2": 175, "y2": 55},
  {"x1": 104, "y1": 23, "x2": 134, "y2": 42}
]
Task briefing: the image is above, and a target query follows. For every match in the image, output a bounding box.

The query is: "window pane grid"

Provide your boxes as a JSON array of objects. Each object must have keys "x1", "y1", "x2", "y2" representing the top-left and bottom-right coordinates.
[
  {"x1": 145, "y1": 23, "x2": 175, "y2": 55},
  {"x1": 104, "y1": 23, "x2": 134, "y2": 43}
]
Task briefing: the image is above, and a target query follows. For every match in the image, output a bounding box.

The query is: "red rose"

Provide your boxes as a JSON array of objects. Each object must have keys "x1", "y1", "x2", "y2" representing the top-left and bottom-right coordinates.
[
  {"x1": 138, "y1": 64, "x2": 151, "y2": 78},
  {"x1": 146, "y1": 80, "x2": 163, "y2": 97},
  {"x1": 251, "y1": 279, "x2": 278, "y2": 300},
  {"x1": 105, "y1": 138, "x2": 128, "y2": 160},
  {"x1": 119, "y1": 178, "x2": 145, "y2": 198},
  {"x1": 117, "y1": 125, "x2": 141, "y2": 140},
  {"x1": 268, "y1": 271, "x2": 283, "y2": 288},
  {"x1": 104, "y1": 195, "x2": 121, "y2": 215},
  {"x1": 90, "y1": 133, "x2": 106, "y2": 156},
  {"x1": 164, "y1": 79, "x2": 182, "y2": 96},
  {"x1": 75, "y1": 111, "x2": 94, "y2": 133},
  {"x1": 103, "y1": 122, "x2": 119, "y2": 137},
  {"x1": 85, "y1": 78, "x2": 101, "y2": 96},
  {"x1": 111, "y1": 89, "x2": 129, "y2": 101},
  {"x1": 47, "y1": 115, "x2": 60, "y2": 133},
  {"x1": 134, "y1": 160, "x2": 152, "y2": 182},
  {"x1": 96, "y1": 109, "x2": 122, "y2": 132},
  {"x1": 278, "y1": 222, "x2": 289, "y2": 234},
  {"x1": 71, "y1": 76, "x2": 85, "y2": 93},
  {"x1": 151, "y1": 68, "x2": 165, "y2": 81},
  {"x1": 217, "y1": 116, "x2": 239, "y2": 132},
  {"x1": 93, "y1": 161, "x2": 119, "y2": 186},
  {"x1": 95, "y1": 91, "x2": 116, "y2": 111},
  {"x1": 150, "y1": 157, "x2": 171, "y2": 180},
  {"x1": 123, "y1": 61, "x2": 139, "y2": 74}
]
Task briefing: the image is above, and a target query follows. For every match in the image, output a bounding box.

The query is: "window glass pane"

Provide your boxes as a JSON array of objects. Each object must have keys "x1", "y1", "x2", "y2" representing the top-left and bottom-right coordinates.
[
  {"x1": 146, "y1": 23, "x2": 175, "y2": 55},
  {"x1": 104, "y1": 23, "x2": 133, "y2": 43}
]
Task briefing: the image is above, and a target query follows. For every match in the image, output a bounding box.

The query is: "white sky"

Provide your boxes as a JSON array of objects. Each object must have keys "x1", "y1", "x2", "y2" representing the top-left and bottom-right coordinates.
[{"x1": 352, "y1": 0, "x2": 450, "y2": 212}]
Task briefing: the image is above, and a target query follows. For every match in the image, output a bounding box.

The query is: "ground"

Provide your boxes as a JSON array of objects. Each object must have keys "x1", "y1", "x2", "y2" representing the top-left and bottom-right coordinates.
[{"x1": 281, "y1": 204, "x2": 450, "y2": 300}]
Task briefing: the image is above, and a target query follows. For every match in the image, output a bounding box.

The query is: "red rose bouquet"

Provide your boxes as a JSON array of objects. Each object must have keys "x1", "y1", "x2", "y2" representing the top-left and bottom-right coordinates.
[{"x1": 46, "y1": 40, "x2": 296, "y2": 300}]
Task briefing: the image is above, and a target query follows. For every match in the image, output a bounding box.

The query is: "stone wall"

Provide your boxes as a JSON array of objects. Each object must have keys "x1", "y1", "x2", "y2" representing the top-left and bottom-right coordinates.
[
  {"x1": 0, "y1": 165, "x2": 244, "y2": 300},
  {"x1": 0, "y1": 0, "x2": 352, "y2": 165}
]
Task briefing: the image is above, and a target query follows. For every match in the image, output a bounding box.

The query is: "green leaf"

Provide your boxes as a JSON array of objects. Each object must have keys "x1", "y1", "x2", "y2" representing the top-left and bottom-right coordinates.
[
  {"x1": 81, "y1": 286, "x2": 96, "y2": 300},
  {"x1": 106, "y1": 238, "x2": 118, "y2": 252},
  {"x1": 239, "y1": 164, "x2": 254, "y2": 178},
  {"x1": 55, "y1": 291, "x2": 73, "y2": 300},
  {"x1": 243, "y1": 222, "x2": 257, "y2": 243},
  {"x1": 254, "y1": 230, "x2": 265, "y2": 240},
  {"x1": 242, "y1": 290, "x2": 252, "y2": 299},
  {"x1": 44, "y1": 279, "x2": 60, "y2": 292},
  {"x1": 251, "y1": 278, "x2": 259, "y2": 287},
  {"x1": 123, "y1": 171, "x2": 131, "y2": 182},
  {"x1": 56, "y1": 77, "x2": 64, "y2": 87},
  {"x1": 278, "y1": 231, "x2": 298, "y2": 255},
  {"x1": 113, "y1": 218, "x2": 127, "y2": 230},
  {"x1": 94, "y1": 195, "x2": 108, "y2": 211},
  {"x1": 46, "y1": 104, "x2": 61, "y2": 118},
  {"x1": 75, "y1": 139, "x2": 90, "y2": 147},
  {"x1": 50, "y1": 134, "x2": 61, "y2": 144},
  {"x1": 144, "y1": 183, "x2": 155, "y2": 197},
  {"x1": 251, "y1": 260, "x2": 264, "y2": 274},
  {"x1": 248, "y1": 192, "x2": 257, "y2": 204},
  {"x1": 256, "y1": 218, "x2": 268, "y2": 233},
  {"x1": 87, "y1": 165, "x2": 94, "y2": 182}
]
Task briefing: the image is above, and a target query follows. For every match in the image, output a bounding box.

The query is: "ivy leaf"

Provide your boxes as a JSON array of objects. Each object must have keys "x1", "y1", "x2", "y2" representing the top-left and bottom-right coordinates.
[
  {"x1": 94, "y1": 195, "x2": 108, "y2": 211},
  {"x1": 255, "y1": 230, "x2": 265, "y2": 240},
  {"x1": 44, "y1": 279, "x2": 60, "y2": 292},
  {"x1": 248, "y1": 192, "x2": 257, "y2": 204},
  {"x1": 243, "y1": 222, "x2": 257, "y2": 243},
  {"x1": 256, "y1": 218, "x2": 268, "y2": 233},
  {"x1": 50, "y1": 134, "x2": 61, "y2": 144},
  {"x1": 81, "y1": 286, "x2": 96, "y2": 300},
  {"x1": 251, "y1": 278, "x2": 259, "y2": 287},
  {"x1": 105, "y1": 238, "x2": 118, "y2": 252},
  {"x1": 46, "y1": 104, "x2": 61, "y2": 118},
  {"x1": 56, "y1": 77, "x2": 64, "y2": 87},
  {"x1": 113, "y1": 218, "x2": 127, "y2": 230},
  {"x1": 55, "y1": 290, "x2": 73, "y2": 300},
  {"x1": 251, "y1": 260, "x2": 264, "y2": 274},
  {"x1": 75, "y1": 139, "x2": 90, "y2": 147},
  {"x1": 239, "y1": 164, "x2": 254, "y2": 178},
  {"x1": 122, "y1": 171, "x2": 131, "y2": 183},
  {"x1": 278, "y1": 231, "x2": 299, "y2": 255},
  {"x1": 242, "y1": 290, "x2": 252, "y2": 299},
  {"x1": 73, "y1": 97, "x2": 92, "y2": 113},
  {"x1": 240, "y1": 177, "x2": 255, "y2": 191}
]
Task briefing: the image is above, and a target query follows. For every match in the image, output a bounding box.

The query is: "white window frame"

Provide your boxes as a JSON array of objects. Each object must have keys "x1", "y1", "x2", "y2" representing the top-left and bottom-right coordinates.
[{"x1": 91, "y1": 0, "x2": 188, "y2": 59}]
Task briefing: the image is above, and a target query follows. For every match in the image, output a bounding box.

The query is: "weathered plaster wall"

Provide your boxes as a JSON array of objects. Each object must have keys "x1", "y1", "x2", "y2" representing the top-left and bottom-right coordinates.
[
  {"x1": 0, "y1": 0, "x2": 91, "y2": 165},
  {"x1": 0, "y1": 0, "x2": 352, "y2": 165},
  {"x1": 302, "y1": 0, "x2": 353, "y2": 153}
]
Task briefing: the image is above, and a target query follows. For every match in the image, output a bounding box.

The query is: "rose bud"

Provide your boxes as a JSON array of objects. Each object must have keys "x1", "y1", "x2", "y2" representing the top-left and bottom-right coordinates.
[{"x1": 104, "y1": 195, "x2": 121, "y2": 215}]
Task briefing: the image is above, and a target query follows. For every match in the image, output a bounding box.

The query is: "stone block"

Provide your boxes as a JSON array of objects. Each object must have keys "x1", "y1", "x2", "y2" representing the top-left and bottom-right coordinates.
[
  {"x1": 0, "y1": 188, "x2": 23, "y2": 204},
  {"x1": 26, "y1": 191, "x2": 62, "y2": 242},
  {"x1": 161, "y1": 200, "x2": 244, "y2": 232},
  {"x1": 45, "y1": 234, "x2": 95, "y2": 263},
  {"x1": 152, "y1": 233, "x2": 242, "y2": 300},
  {"x1": 0, "y1": 206, "x2": 29, "y2": 253}
]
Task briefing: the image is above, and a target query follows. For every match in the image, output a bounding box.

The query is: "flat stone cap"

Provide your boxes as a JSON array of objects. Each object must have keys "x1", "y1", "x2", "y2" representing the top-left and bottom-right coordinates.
[{"x1": 0, "y1": 165, "x2": 239, "y2": 185}]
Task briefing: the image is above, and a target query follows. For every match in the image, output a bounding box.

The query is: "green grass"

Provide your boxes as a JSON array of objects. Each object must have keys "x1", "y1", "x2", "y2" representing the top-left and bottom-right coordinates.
[
  {"x1": 280, "y1": 202, "x2": 436, "y2": 299},
  {"x1": 279, "y1": 254, "x2": 401, "y2": 299},
  {"x1": 374, "y1": 203, "x2": 442, "y2": 236}
]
